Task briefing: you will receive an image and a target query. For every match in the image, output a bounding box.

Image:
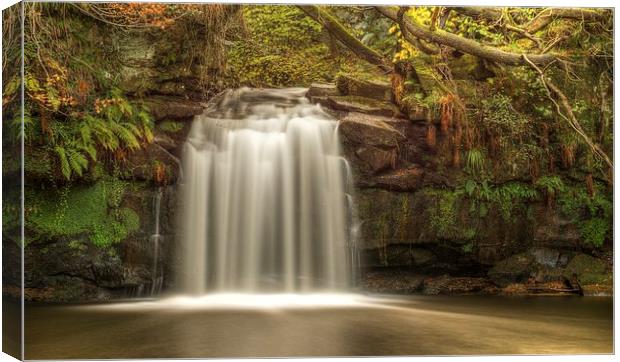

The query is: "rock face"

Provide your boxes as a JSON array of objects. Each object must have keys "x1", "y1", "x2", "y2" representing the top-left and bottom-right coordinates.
[
  {"x1": 306, "y1": 77, "x2": 612, "y2": 297},
  {"x1": 11, "y1": 185, "x2": 179, "y2": 302},
  {"x1": 318, "y1": 96, "x2": 404, "y2": 118}
]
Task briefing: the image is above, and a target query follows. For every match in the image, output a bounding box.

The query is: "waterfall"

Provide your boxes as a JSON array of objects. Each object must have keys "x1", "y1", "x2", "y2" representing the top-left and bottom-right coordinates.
[{"x1": 177, "y1": 88, "x2": 357, "y2": 294}]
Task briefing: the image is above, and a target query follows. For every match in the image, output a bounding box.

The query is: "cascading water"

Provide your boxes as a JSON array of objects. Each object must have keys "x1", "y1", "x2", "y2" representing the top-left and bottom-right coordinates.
[{"x1": 178, "y1": 88, "x2": 358, "y2": 294}]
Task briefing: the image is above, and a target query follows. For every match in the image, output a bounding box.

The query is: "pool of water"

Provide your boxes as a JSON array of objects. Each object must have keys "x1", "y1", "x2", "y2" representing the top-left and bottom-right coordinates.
[{"x1": 21, "y1": 294, "x2": 612, "y2": 359}]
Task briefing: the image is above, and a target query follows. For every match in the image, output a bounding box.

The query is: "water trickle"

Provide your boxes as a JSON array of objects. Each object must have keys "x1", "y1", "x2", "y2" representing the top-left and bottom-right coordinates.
[
  {"x1": 178, "y1": 88, "x2": 358, "y2": 294},
  {"x1": 150, "y1": 187, "x2": 164, "y2": 296}
]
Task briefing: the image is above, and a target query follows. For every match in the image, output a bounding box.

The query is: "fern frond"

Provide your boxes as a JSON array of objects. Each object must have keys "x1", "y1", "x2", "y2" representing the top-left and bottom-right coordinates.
[
  {"x1": 67, "y1": 149, "x2": 88, "y2": 177},
  {"x1": 54, "y1": 146, "x2": 71, "y2": 180}
]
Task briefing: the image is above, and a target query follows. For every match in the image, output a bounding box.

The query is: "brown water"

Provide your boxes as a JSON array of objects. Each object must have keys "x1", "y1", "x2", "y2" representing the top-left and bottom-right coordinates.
[{"x1": 22, "y1": 294, "x2": 612, "y2": 359}]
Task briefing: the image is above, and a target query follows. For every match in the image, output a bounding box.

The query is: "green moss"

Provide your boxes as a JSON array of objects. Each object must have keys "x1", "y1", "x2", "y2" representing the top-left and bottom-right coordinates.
[
  {"x1": 227, "y1": 5, "x2": 342, "y2": 87},
  {"x1": 26, "y1": 179, "x2": 140, "y2": 248},
  {"x1": 426, "y1": 189, "x2": 458, "y2": 239},
  {"x1": 564, "y1": 253, "x2": 610, "y2": 285},
  {"x1": 158, "y1": 121, "x2": 184, "y2": 133}
]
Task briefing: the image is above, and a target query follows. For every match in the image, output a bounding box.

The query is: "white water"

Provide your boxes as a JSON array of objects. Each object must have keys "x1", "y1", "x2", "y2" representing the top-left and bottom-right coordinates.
[{"x1": 178, "y1": 88, "x2": 357, "y2": 294}]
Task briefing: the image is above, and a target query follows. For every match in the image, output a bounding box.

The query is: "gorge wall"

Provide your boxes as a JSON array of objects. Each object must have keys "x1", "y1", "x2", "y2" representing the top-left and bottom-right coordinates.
[{"x1": 9, "y1": 76, "x2": 611, "y2": 302}]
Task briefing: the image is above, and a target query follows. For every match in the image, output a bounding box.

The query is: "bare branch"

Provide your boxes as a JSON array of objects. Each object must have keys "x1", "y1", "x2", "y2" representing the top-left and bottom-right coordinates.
[
  {"x1": 525, "y1": 8, "x2": 609, "y2": 34},
  {"x1": 523, "y1": 55, "x2": 613, "y2": 171}
]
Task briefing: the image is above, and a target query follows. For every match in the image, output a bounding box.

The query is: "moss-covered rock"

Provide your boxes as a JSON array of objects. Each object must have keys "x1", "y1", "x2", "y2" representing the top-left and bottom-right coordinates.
[
  {"x1": 306, "y1": 83, "x2": 340, "y2": 101},
  {"x1": 487, "y1": 253, "x2": 535, "y2": 287},
  {"x1": 26, "y1": 180, "x2": 140, "y2": 248},
  {"x1": 563, "y1": 253, "x2": 612, "y2": 287},
  {"x1": 336, "y1": 74, "x2": 393, "y2": 102}
]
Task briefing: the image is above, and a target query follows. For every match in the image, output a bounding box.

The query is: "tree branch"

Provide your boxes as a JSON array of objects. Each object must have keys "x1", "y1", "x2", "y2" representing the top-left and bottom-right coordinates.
[
  {"x1": 525, "y1": 8, "x2": 608, "y2": 34},
  {"x1": 376, "y1": 6, "x2": 558, "y2": 66},
  {"x1": 297, "y1": 5, "x2": 392, "y2": 73},
  {"x1": 451, "y1": 7, "x2": 504, "y2": 23}
]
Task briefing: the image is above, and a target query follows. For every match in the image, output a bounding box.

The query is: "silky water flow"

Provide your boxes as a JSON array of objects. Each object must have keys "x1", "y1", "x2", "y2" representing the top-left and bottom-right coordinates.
[{"x1": 177, "y1": 88, "x2": 359, "y2": 295}]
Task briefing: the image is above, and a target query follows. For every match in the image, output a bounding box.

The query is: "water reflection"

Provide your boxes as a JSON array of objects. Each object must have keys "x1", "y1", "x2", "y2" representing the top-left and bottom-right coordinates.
[{"x1": 24, "y1": 295, "x2": 612, "y2": 359}]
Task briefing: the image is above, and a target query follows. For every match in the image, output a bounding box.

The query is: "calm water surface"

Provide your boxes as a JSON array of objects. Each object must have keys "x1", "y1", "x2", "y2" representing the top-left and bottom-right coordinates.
[{"x1": 22, "y1": 295, "x2": 612, "y2": 359}]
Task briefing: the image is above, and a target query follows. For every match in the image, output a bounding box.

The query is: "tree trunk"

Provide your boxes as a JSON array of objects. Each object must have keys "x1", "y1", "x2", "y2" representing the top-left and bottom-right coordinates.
[{"x1": 297, "y1": 5, "x2": 393, "y2": 73}]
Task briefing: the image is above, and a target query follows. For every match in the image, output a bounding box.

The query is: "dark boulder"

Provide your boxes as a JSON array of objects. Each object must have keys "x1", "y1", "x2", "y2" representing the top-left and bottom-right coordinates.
[
  {"x1": 488, "y1": 253, "x2": 535, "y2": 287},
  {"x1": 563, "y1": 253, "x2": 612, "y2": 295}
]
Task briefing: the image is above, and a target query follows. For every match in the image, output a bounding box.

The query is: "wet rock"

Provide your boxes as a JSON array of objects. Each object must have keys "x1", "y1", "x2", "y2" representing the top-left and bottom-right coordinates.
[
  {"x1": 140, "y1": 96, "x2": 204, "y2": 121},
  {"x1": 339, "y1": 113, "x2": 408, "y2": 175},
  {"x1": 422, "y1": 275, "x2": 497, "y2": 295},
  {"x1": 336, "y1": 74, "x2": 393, "y2": 102},
  {"x1": 322, "y1": 96, "x2": 404, "y2": 118},
  {"x1": 339, "y1": 112, "x2": 405, "y2": 148},
  {"x1": 359, "y1": 270, "x2": 424, "y2": 294},
  {"x1": 533, "y1": 266, "x2": 565, "y2": 283},
  {"x1": 533, "y1": 211, "x2": 581, "y2": 247},
  {"x1": 488, "y1": 253, "x2": 535, "y2": 287},
  {"x1": 354, "y1": 146, "x2": 396, "y2": 174},
  {"x1": 306, "y1": 83, "x2": 340, "y2": 101},
  {"x1": 373, "y1": 166, "x2": 425, "y2": 191},
  {"x1": 355, "y1": 189, "x2": 419, "y2": 250},
  {"x1": 528, "y1": 247, "x2": 560, "y2": 267},
  {"x1": 500, "y1": 283, "x2": 528, "y2": 295},
  {"x1": 362, "y1": 245, "x2": 437, "y2": 268}
]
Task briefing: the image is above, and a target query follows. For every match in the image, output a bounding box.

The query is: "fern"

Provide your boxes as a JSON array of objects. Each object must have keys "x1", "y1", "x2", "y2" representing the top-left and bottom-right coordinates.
[
  {"x1": 54, "y1": 146, "x2": 72, "y2": 180},
  {"x1": 465, "y1": 148, "x2": 485, "y2": 175},
  {"x1": 67, "y1": 148, "x2": 88, "y2": 177}
]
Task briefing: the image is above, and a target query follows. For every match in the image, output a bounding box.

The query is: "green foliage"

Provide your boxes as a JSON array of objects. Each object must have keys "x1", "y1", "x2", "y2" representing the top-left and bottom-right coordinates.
[
  {"x1": 4, "y1": 5, "x2": 156, "y2": 182},
  {"x1": 480, "y1": 94, "x2": 531, "y2": 141},
  {"x1": 461, "y1": 242, "x2": 474, "y2": 253},
  {"x1": 426, "y1": 189, "x2": 459, "y2": 239},
  {"x1": 579, "y1": 218, "x2": 608, "y2": 248},
  {"x1": 534, "y1": 175, "x2": 565, "y2": 195},
  {"x1": 26, "y1": 180, "x2": 140, "y2": 247},
  {"x1": 558, "y1": 182, "x2": 612, "y2": 247},
  {"x1": 465, "y1": 148, "x2": 485, "y2": 175},
  {"x1": 227, "y1": 5, "x2": 342, "y2": 87},
  {"x1": 461, "y1": 180, "x2": 539, "y2": 220}
]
